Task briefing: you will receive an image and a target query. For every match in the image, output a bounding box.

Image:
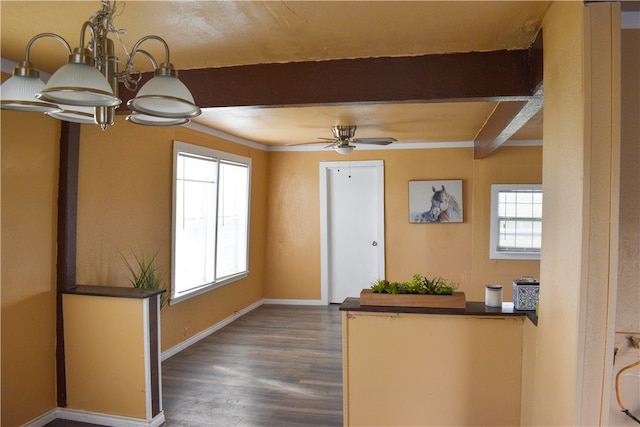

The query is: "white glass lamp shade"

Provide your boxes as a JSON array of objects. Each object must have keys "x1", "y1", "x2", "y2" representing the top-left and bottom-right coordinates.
[
  {"x1": 335, "y1": 145, "x2": 354, "y2": 155},
  {"x1": 37, "y1": 62, "x2": 120, "y2": 107},
  {"x1": 126, "y1": 111, "x2": 190, "y2": 126},
  {"x1": 46, "y1": 104, "x2": 97, "y2": 124},
  {"x1": 1, "y1": 75, "x2": 60, "y2": 112},
  {"x1": 127, "y1": 75, "x2": 201, "y2": 119}
]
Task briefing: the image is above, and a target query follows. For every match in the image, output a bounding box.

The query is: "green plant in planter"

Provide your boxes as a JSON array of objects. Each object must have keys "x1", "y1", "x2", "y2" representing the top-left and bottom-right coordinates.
[
  {"x1": 423, "y1": 276, "x2": 458, "y2": 295},
  {"x1": 122, "y1": 250, "x2": 168, "y2": 309},
  {"x1": 371, "y1": 274, "x2": 458, "y2": 295}
]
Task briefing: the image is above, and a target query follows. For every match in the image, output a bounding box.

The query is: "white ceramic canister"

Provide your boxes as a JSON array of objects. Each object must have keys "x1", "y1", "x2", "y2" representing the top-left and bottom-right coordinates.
[{"x1": 485, "y1": 285, "x2": 503, "y2": 307}]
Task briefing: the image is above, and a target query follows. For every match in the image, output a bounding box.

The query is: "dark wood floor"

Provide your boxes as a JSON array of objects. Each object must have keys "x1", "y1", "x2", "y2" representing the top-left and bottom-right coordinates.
[
  {"x1": 47, "y1": 304, "x2": 343, "y2": 427},
  {"x1": 45, "y1": 421, "x2": 101, "y2": 427}
]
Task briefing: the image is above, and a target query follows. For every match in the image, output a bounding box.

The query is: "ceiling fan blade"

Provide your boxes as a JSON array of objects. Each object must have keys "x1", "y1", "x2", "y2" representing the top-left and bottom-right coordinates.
[
  {"x1": 286, "y1": 141, "x2": 329, "y2": 146},
  {"x1": 286, "y1": 136, "x2": 340, "y2": 146},
  {"x1": 352, "y1": 137, "x2": 397, "y2": 145}
]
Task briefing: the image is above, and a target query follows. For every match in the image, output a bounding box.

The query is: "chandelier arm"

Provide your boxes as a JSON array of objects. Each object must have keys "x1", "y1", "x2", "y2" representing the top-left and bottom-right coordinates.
[
  {"x1": 78, "y1": 21, "x2": 99, "y2": 57},
  {"x1": 128, "y1": 35, "x2": 171, "y2": 69},
  {"x1": 131, "y1": 49, "x2": 159, "y2": 70},
  {"x1": 118, "y1": 48, "x2": 159, "y2": 78},
  {"x1": 119, "y1": 49, "x2": 157, "y2": 91},
  {"x1": 24, "y1": 33, "x2": 72, "y2": 63}
]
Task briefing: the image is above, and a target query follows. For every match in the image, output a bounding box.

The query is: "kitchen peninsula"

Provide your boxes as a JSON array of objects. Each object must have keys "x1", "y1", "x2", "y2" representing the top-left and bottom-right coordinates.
[{"x1": 340, "y1": 298, "x2": 537, "y2": 426}]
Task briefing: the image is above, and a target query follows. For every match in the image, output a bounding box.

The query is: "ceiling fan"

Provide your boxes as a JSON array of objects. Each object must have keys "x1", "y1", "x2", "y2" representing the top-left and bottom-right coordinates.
[{"x1": 288, "y1": 125, "x2": 397, "y2": 154}]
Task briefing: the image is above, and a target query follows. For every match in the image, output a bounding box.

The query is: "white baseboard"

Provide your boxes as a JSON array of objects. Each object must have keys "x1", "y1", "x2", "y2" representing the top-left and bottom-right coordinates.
[
  {"x1": 22, "y1": 408, "x2": 57, "y2": 427},
  {"x1": 263, "y1": 298, "x2": 327, "y2": 305},
  {"x1": 161, "y1": 299, "x2": 264, "y2": 361},
  {"x1": 23, "y1": 408, "x2": 165, "y2": 427}
]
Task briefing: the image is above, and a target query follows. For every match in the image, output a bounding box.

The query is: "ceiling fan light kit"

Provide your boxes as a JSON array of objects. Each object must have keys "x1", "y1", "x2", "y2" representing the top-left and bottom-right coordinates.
[
  {"x1": 0, "y1": 1, "x2": 200, "y2": 129},
  {"x1": 334, "y1": 145, "x2": 355, "y2": 155}
]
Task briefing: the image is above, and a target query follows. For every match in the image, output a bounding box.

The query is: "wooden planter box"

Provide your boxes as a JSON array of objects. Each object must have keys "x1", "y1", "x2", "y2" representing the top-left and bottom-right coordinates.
[{"x1": 359, "y1": 289, "x2": 466, "y2": 309}]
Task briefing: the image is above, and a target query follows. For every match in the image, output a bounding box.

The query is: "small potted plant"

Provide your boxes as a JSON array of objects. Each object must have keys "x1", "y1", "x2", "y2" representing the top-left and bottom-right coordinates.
[{"x1": 122, "y1": 250, "x2": 168, "y2": 310}]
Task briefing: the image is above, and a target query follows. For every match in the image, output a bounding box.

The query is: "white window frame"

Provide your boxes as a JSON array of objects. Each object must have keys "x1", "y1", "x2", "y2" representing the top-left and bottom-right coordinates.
[
  {"x1": 490, "y1": 184, "x2": 542, "y2": 260},
  {"x1": 171, "y1": 141, "x2": 251, "y2": 304}
]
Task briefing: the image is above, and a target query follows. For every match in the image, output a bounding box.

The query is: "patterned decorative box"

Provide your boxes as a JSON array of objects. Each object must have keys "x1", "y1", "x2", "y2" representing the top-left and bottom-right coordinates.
[{"x1": 512, "y1": 277, "x2": 540, "y2": 310}]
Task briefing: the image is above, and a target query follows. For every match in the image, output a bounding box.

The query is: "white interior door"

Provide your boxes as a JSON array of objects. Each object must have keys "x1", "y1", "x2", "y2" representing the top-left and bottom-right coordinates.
[{"x1": 320, "y1": 161, "x2": 385, "y2": 304}]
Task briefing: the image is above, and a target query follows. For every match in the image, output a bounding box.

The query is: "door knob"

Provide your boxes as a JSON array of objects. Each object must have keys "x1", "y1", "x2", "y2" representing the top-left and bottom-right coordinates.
[{"x1": 372, "y1": 241, "x2": 378, "y2": 246}]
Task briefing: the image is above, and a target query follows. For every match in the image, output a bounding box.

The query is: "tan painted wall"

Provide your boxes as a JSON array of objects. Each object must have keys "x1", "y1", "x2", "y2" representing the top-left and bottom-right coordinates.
[
  {"x1": 520, "y1": 318, "x2": 538, "y2": 427},
  {"x1": 578, "y1": 5, "x2": 620, "y2": 423},
  {"x1": 609, "y1": 27, "x2": 640, "y2": 427},
  {"x1": 343, "y1": 311, "x2": 525, "y2": 426},
  {"x1": 76, "y1": 118, "x2": 268, "y2": 352},
  {"x1": 617, "y1": 29, "x2": 640, "y2": 334},
  {"x1": 384, "y1": 148, "x2": 474, "y2": 287},
  {"x1": 532, "y1": 2, "x2": 621, "y2": 424},
  {"x1": 63, "y1": 294, "x2": 147, "y2": 418},
  {"x1": 533, "y1": 2, "x2": 584, "y2": 425},
  {"x1": 532, "y1": 4, "x2": 585, "y2": 424},
  {"x1": 471, "y1": 146, "x2": 543, "y2": 301},
  {"x1": 265, "y1": 146, "x2": 542, "y2": 302},
  {"x1": 1, "y1": 107, "x2": 60, "y2": 426}
]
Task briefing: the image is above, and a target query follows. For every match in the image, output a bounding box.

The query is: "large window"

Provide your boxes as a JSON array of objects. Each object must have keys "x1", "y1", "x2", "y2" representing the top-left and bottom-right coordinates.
[
  {"x1": 172, "y1": 141, "x2": 250, "y2": 303},
  {"x1": 490, "y1": 184, "x2": 542, "y2": 260}
]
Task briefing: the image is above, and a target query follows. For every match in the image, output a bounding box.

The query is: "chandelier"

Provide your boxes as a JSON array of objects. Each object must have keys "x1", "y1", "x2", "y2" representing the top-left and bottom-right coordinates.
[{"x1": 0, "y1": 1, "x2": 201, "y2": 129}]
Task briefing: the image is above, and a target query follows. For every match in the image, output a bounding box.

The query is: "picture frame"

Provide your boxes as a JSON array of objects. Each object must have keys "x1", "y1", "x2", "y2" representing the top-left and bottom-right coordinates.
[{"x1": 409, "y1": 180, "x2": 463, "y2": 223}]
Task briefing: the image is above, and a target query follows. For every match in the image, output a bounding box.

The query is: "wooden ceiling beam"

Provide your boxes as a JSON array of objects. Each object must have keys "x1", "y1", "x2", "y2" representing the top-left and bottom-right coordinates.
[
  {"x1": 119, "y1": 35, "x2": 544, "y2": 160},
  {"x1": 474, "y1": 30, "x2": 544, "y2": 158},
  {"x1": 473, "y1": 87, "x2": 544, "y2": 159},
  {"x1": 118, "y1": 48, "x2": 540, "y2": 109}
]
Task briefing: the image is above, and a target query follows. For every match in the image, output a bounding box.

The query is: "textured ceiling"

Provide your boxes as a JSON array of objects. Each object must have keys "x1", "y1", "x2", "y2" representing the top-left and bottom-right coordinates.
[
  {"x1": 1, "y1": 1, "x2": 552, "y2": 148},
  {"x1": 196, "y1": 102, "x2": 501, "y2": 146}
]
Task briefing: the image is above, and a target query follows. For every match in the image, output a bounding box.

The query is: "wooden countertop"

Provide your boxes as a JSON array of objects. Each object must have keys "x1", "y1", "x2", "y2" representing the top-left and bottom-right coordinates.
[
  {"x1": 62, "y1": 285, "x2": 165, "y2": 299},
  {"x1": 340, "y1": 297, "x2": 538, "y2": 325}
]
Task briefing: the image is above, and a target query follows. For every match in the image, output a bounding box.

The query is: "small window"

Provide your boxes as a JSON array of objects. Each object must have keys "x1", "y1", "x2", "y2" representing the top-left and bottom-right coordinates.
[
  {"x1": 172, "y1": 141, "x2": 251, "y2": 304},
  {"x1": 490, "y1": 184, "x2": 542, "y2": 260}
]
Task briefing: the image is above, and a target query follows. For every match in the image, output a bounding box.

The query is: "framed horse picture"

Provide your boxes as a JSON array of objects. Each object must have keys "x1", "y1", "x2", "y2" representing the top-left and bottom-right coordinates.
[{"x1": 409, "y1": 180, "x2": 463, "y2": 223}]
